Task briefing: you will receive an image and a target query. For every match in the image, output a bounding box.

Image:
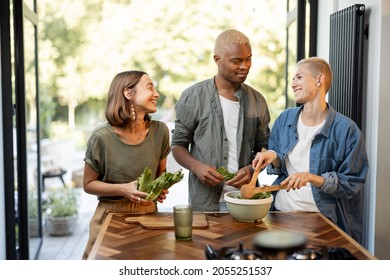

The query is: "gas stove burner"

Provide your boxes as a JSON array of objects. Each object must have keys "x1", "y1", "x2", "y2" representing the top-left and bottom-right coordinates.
[
  {"x1": 205, "y1": 241, "x2": 356, "y2": 260},
  {"x1": 224, "y1": 246, "x2": 262, "y2": 260},
  {"x1": 205, "y1": 241, "x2": 263, "y2": 260},
  {"x1": 287, "y1": 248, "x2": 324, "y2": 260},
  {"x1": 328, "y1": 247, "x2": 357, "y2": 260}
]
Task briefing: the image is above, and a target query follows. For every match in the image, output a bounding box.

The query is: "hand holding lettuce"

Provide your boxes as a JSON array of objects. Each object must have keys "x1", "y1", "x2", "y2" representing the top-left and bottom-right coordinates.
[
  {"x1": 137, "y1": 167, "x2": 184, "y2": 201},
  {"x1": 217, "y1": 166, "x2": 236, "y2": 181}
]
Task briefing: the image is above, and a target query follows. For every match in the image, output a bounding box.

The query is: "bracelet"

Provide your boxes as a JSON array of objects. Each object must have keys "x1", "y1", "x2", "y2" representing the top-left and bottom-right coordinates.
[{"x1": 268, "y1": 150, "x2": 277, "y2": 161}]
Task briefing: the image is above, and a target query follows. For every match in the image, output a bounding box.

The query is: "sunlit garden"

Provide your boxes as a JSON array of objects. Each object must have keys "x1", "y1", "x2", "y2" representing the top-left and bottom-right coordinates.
[{"x1": 37, "y1": 0, "x2": 287, "y2": 149}]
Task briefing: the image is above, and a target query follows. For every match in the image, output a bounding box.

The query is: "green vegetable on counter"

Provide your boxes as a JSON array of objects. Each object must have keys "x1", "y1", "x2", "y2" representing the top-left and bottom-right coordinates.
[
  {"x1": 137, "y1": 167, "x2": 184, "y2": 201},
  {"x1": 236, "y1": 191, "x2": 271, "y2": 200},
  {"x1": 248, "y1": 192, "x2": 271, "y2": 200},
  {"x1": 217, "y1": 166, "x2": 236, "y2": 181}
]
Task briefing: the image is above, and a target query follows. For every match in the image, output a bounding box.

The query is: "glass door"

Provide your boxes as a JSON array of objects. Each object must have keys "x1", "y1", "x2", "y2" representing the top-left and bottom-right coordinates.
[
  {"x1": 285, "y1": 0, "x2": 317, "y2": 108},
  {"x1": 24, "y1": 7, "x2": 42, "y2": 259},
  {"x1": 12, "y1": 0, "x2": 42, "y2": 259}
]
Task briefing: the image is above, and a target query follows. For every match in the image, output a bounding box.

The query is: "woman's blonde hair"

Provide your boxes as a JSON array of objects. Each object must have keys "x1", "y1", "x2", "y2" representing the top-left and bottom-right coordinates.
[
  {"x1": 297, "y1": 57, "x2": 333, "y2": 92},
  {"x1": 105, "y1": 70, "x2": 151, "y2": 126}
]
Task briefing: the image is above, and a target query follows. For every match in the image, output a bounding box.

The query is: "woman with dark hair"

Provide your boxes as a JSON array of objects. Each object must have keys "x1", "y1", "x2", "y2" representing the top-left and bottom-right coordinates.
[{"x1": 82, "y1": 70, "x2": 171, "y2": 259}]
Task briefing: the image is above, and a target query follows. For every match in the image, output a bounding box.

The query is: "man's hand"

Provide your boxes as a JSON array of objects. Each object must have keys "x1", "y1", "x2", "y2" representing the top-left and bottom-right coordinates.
[
  {"x1": 226, "y1": 165, "x2": 252, "y2": 188},
  {"x1": 192, "y1": 162, "x2": 224, "y2": 187}
]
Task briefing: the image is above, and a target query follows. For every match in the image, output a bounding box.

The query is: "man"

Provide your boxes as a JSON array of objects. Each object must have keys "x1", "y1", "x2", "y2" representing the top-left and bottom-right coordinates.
[{"x1": 171, "y1": 29, "x2": 271, "y2": 211}]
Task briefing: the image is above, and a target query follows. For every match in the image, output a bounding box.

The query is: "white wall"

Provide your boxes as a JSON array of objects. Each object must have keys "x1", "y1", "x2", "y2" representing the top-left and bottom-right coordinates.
[
  {"x1": 316, "y1": 0, "x2": 336, "y2": 59},
  {"x1": 375, "y1": 0, "x2": 390, "y2": 259},
  {"x1": 317, "y1": 0, "x2": 389, "y2": 259}
]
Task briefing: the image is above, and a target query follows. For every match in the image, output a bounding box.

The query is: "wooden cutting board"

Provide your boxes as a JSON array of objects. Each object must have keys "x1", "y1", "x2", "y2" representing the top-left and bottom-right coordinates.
[{"x1": 124, "y1": 212, "x2": 208, "y2": 229}]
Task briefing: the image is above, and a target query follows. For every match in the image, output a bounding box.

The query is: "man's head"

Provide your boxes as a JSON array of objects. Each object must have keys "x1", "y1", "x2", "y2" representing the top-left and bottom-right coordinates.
[
  {"x1": 214, "y1": 29, "x2": 250, "y2": 57},
  {"x1": 214, "y1": 29, "x2": 252, "y2": 84}
]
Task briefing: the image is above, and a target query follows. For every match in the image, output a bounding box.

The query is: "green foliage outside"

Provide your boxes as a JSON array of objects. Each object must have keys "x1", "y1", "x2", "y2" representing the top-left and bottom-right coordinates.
[
  {"x1": 45, "y1": 188, "x2": 79, "y2": 218},
  {"x1": 28, "y1": 189, "x2": 39, "y2": 219},
  {"x1": 37, "y1": 0, "x2": 287, "y2": 141}
]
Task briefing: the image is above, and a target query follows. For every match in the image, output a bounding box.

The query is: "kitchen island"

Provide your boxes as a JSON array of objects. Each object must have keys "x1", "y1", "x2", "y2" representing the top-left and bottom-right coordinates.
[{"x1": 88, "y1": 211, "x2": 376, "y2": 260}]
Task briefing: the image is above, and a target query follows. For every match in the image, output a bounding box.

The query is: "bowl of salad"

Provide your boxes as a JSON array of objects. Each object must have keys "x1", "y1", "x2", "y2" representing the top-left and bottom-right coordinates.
[{"x1": 224, "y1": 191, "x2": 273, "y2": 222}]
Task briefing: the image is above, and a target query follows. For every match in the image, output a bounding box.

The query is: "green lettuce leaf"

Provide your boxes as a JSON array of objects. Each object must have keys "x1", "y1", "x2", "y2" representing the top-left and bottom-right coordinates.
[
  {"x1": 217, "y1": 166, "x2": 236, "y2": 181},
  {"x1": 249, "y1": 192, "x2": 271, "y2": 199},
  {"x1": 137, "y1": 167, "x2": 154, "y2": 193},
  {"x1": 137, "y1": 167, "x2": 184, "y2": 201}
]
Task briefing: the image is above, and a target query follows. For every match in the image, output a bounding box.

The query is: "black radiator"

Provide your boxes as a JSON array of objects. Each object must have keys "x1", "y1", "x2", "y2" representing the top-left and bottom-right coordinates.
[{"x1": 328, "y1": 4, "x2": 366, "y2": 129}]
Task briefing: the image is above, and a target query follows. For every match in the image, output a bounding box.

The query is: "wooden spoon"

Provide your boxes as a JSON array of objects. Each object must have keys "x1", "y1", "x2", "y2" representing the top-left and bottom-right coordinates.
[
  {"x1": 242, "y1": 183, "x2": 288, "y2": 199},
  {"x1": 240, "y1": 148, "x2": 267, "y2": 199},
  {"x1": 240, "y1": 165, "x2": 262, "y2": 199}
]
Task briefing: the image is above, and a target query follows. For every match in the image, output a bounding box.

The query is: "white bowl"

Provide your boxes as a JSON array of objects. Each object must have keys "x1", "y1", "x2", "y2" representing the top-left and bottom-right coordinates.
[{"x1": 224, "y1": 191, "x2": 273, "y2": 222}]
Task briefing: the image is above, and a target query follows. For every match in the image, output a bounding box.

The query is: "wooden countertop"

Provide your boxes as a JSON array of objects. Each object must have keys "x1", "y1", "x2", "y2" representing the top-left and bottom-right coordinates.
[{"x1": 88, "y1": 211, "x2": 376, "y2": 260}]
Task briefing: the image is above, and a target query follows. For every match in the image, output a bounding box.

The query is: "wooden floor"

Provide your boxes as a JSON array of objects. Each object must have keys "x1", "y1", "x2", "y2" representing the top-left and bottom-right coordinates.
[{"x1": 37, "y1": 188, "x2": 96, "y2": 260}]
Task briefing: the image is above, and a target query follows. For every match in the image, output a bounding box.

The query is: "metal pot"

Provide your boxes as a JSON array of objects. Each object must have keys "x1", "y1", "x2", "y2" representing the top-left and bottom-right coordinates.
[{"x1": 253, "y1": 229, "x2": 307, "y2": 259}]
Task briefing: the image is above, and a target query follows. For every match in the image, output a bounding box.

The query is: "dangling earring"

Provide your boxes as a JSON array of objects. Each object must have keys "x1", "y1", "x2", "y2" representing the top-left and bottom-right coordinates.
[{"x1": 130, "y1": 102, "x2": 136, "y2": 121}]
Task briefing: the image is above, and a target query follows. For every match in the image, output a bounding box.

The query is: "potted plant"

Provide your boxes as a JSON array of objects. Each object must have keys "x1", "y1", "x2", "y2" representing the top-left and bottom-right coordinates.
[{"x1": 45, "y1": 187, "x2": 79, "y2": 236}]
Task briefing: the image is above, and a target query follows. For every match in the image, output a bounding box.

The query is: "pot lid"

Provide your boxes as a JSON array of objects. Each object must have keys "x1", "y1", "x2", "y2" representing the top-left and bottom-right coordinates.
[{"x1": 253, "y1": 229, "x2": 307, "y2": 250}]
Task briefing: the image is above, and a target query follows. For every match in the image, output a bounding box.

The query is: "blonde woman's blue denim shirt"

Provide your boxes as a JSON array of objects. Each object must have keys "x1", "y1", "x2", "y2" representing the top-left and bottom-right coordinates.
[
  {"x1": 267, "y1": 105, "x2": 369, "y2": 243},
  {"x1": 172, "y1": 77, "x2": 270, "y2": 212}
]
